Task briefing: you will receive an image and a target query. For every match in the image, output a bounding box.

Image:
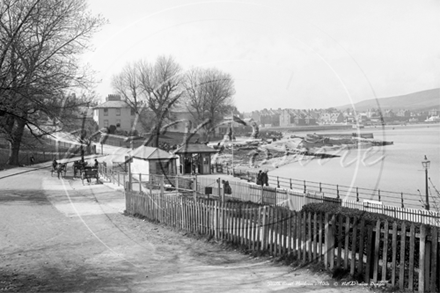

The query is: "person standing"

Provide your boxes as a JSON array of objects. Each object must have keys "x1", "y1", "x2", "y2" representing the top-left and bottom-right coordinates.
[
  {"x1": 256, "y1": 170, "x2": 262, "y2": 185},
  {"x1": 261, "y1": 171, "x2": 269, "y2": 186}
]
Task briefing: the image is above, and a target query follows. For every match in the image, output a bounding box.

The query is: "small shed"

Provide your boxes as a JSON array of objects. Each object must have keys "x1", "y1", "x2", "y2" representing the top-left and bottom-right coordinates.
[
  {"x1": 174, "y1": 144, "x2": 218, "y2": 175},
  {"x1": 130, "y1": 146, "x2": 177, "y2": 175}
]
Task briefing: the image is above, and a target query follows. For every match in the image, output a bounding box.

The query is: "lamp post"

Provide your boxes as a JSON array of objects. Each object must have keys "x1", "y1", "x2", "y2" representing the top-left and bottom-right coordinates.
[{"x1": 422, "y1": 155, "x2": 430, "y2": 210}]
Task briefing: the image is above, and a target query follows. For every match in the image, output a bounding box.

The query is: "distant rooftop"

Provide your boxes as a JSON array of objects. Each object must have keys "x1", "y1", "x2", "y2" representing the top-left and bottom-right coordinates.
[{"x1": 94, "y1": 94, "x2": 130, "y2": 109}]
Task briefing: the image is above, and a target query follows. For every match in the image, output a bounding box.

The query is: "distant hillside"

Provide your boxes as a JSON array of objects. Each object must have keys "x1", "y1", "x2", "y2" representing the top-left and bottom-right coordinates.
[{"x1": 337, "y1": 88, "x2": 440, "y2": 112}]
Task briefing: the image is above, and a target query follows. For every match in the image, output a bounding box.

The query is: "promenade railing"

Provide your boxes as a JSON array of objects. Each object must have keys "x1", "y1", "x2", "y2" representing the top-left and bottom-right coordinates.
[
  {"x1": 219, "y1": 166, "x2": 423, "y2": 209},
  {"x1": 98, "y1": 166, "x2": 440, "y2": 227}
]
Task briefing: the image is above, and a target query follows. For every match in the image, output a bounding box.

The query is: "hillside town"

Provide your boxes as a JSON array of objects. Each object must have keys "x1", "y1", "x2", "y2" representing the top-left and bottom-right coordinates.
[
  {"x1": 244, "y1": 107, "x2": 439, "y2": 128},
  {"x1": 91, "y1": 94, "x2": 440, "y2": 139}
]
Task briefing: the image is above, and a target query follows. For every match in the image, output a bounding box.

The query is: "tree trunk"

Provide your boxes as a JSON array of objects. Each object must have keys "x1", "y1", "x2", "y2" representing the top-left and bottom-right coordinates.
[{"x1": 7, "y1": 118, "x2": 25, "y2": 166}]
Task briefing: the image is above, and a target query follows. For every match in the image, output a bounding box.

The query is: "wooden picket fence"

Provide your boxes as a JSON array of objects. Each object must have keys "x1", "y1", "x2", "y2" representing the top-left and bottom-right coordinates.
[{"x1": 126, "y1": 191, "x2": 440, "y2": 292}]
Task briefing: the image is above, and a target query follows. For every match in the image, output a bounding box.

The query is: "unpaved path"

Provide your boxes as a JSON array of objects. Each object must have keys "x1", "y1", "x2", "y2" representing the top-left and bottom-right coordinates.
[{"x1": 0, "y1": 166, "x2": 367, "y2": 292}]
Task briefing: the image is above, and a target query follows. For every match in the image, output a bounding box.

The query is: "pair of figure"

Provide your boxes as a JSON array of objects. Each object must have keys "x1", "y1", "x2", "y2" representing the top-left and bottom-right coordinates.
[{"x1": 256, "y1": 170, "x2": 269, "y2": 186}]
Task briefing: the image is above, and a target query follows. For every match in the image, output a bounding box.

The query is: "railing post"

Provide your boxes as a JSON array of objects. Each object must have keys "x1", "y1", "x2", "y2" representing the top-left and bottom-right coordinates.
[
  {"x1": 401, "y1": 193, "x2": 404, "y2": 208},
  {"x1": 319, "y1": 182, "x2": 322, "y2": 193},
  {"x1": 118, "y1": 172, "x2": 120, "y2": 186},
  {"x1": 277, "y1": 176, "x2": 280, "y2": 188},
  {"x1": 260, "y1": 185, "x2": 264, "y2": 204},
  {"x1": 290, "y1": 178, "x2": 292, "y2": 190},
  {"x1": 356, "y1": 187, "x2": 359, "y2": 202},
  {"x1": 175, "y1": 176, "x2": 179, "y2": 193},
  {"x1": 378, "y1": 190, "x2": 381, "y2": 202},
  {"x1": 303, "y1": 180, "x2": 306, "y2": 193},
  {"x1": 336, "y1": 185, "x2": 340, "y2": 199}
]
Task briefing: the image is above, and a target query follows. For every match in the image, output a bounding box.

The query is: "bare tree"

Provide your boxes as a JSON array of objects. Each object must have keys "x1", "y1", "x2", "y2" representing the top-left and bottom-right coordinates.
[
  {"x1": 183, "y1": 67, "x2": 235, "y2": 139},
  {"x1": 112, "y1": 62, "x2": 142, "y2": 114},
  {"x1": 112, "y1": 56, "x2": 184, "y2": 146},
  {"x1": 0, "y1": 0, "x2": 106, "y2": 165}
]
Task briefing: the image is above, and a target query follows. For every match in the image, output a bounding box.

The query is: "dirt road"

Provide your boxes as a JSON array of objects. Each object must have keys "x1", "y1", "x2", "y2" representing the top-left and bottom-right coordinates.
[{"x1": 0, "y1": 166, "x2": 367, "y2": 292}]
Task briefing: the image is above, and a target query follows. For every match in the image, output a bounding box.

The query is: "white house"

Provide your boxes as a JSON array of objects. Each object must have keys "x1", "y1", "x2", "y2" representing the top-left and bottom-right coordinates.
[{"x1": 93, "y1": 94, "x2": 143, "y2": 134}]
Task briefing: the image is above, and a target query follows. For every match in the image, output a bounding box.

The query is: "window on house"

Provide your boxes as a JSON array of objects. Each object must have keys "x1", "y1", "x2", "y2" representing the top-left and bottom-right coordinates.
[
  {"x1": 116, "y1": 109, "x2": 121, "y2": 116},
  {"x1": 104, "y1": 120, "x2": 109, "y2": 127},
  {"x1": 103, "y1": 108, "x2": 108, "y2": 116},
  {"x1": 116, "y1": 119, "x2": 121, "y2": 127}
]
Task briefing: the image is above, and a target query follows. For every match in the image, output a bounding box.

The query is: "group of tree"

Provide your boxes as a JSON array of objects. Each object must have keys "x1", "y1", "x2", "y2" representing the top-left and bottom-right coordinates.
[
  {"x1": 111, "y1": 57, "x2": 236, "y2": 146},
  {"x1": 0, "y1": 0, "x2": 105, "y2": 165}
]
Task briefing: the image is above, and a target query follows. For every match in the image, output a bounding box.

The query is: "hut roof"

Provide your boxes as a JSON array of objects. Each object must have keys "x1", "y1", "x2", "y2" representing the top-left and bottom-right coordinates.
[
  {"x1": 131, "y1": 146, "x2": 176, "y2": 160},
  {"x1": 174, "y1": 143, "x2": 218, "y2": 155}
]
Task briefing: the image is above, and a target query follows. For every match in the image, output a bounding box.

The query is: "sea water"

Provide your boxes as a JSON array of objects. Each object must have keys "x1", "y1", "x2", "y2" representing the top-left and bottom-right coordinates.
[{"x1": 269, "y1": 124, "x2": 440, "y2": 209}]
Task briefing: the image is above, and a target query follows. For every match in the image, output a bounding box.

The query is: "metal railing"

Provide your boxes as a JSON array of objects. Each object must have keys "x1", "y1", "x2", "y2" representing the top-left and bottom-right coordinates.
[
  {"x1": 98, "y1": 166, "x2": 440, "y2": 226},
  {"x1": 217, "y1": 165, "x2": 423, "y2": 209}
]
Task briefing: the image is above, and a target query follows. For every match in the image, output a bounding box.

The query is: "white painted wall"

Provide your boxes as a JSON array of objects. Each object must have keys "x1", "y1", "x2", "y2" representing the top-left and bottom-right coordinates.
[{"x1": 132, "y1": 158, "x2": 150, "y2": 175}]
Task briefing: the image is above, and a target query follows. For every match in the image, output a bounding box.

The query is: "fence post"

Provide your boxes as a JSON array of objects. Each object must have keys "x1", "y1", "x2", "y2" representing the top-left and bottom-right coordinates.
[
  {"x1": 303, "y1": 180, "x2": 306, "y2": 193},
  {"x1": 160, "y1": 175, "x2": 164, "y2": 197},
  {"x1": 319, "y1": 182, "x2": 322, "y2": 193},
  {"x1": 139, "y1": 174, "x2": 142, "y2": 193},
  {"x1": 261, "y1": 206, "x2": 268, "y2": 251},
  {"x1": 324, "y1": 213, "x2": 329, "y2": 268},
  {"x1": 277, "y1": 176, "x2": 280, "y2": 188},
  {"x1": 336, "y1": 185, "x2": 340, "y2": 199},
  {"x1": 290, "y1": 178, "x2": 292, "y2": 190},
  {"x1": 175, "y1": 176, "x2": 179, "y2": 193},
  {"x1": 356, "y1": 187, "x2": 359, "y2": 202},
  {"x1": 217, "y1": 177, "x2": 221, "y2": 199},
  {"x1": 378, "y1": 190, "x2": 381, "y2": 202},
  {"x1": 401, "y1": 193, "x2": 404, "y2": 208},
  {"x1": 214, "y1": 201, "x2": 219, "y2": 240},
  {"x1": 260, "y1": 185, "x2": 264, "y2": 204},
  {"x1": 193, "y1": 175, "x2": 197, "y2": 202},
  {"x1": 419, "y1": 225, "x2": 427, "y2": 293},
  {"x1": 329, "y1": 215, "x2": 335, "y2": 270}
]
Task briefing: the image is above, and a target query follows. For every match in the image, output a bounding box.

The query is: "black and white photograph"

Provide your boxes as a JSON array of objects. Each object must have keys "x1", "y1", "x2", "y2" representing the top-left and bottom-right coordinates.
[{"x1": 1, "y1": 0, "x2": 439, "y2": 292}]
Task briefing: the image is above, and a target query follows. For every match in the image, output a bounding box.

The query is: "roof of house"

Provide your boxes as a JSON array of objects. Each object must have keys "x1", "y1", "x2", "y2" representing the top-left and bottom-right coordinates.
[
  {"x1": 131, "y1": 146, "x2": 176, "y2": 160},
  {"x1": 174, "y1": 143, "x2": 218, "y2": 154},
  {"x1": 94, "y1": 100, "x2": 131, "y2": 109}
]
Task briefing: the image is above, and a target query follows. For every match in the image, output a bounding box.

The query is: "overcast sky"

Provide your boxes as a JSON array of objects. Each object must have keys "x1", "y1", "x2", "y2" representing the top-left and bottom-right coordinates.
[{"x1": 83, "y1": 0, "x2": 440, "y2": 112}]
